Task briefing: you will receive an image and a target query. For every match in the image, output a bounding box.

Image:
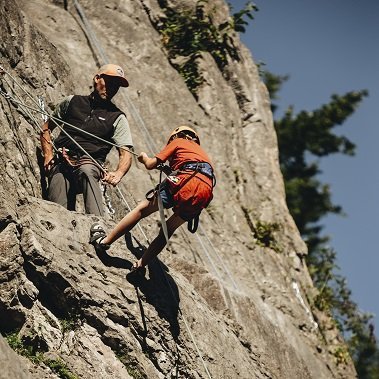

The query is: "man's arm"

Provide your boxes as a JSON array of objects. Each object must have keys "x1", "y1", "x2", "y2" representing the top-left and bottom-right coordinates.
[
  {"x1": 103, "y1": 147, "x2": 132, "y2": 186},
  {"x1": 40, "y1": 119, "x2": 55, "y2": 171},
  {"x1": 39, "y1": 96, "x2": 72, "y2": 171}
]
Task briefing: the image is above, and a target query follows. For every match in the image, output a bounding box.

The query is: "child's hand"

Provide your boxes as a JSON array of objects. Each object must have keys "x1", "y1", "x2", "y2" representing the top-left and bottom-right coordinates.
[
  {"x1": 138, "y1": 152, "x2": 148, "y2": 164},
  {"x1": 138, "y1": 153, "x2": 158, "y2": 170}
]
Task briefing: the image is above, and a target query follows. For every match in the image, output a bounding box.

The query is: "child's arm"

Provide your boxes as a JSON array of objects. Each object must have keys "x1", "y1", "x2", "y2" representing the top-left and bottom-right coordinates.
[{"x1": 138, "y1": 152, "x2": 158, "y2": 170}]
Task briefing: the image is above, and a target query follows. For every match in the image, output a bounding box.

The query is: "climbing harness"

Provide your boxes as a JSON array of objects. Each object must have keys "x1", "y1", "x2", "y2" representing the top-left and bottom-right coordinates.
[
  {"x1": 160, "y1": 162, "x2": 215, "y2": 234},
  {"x1": 145, "y1": 161, "x2": 213, "y2": 239},
  {"x1": 180, "y1": 162, "x2": 216, "y2": 186}
]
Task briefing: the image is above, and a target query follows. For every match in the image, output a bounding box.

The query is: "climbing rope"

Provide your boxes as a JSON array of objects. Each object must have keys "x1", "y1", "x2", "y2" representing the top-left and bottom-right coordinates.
[
  {"x1": 69, "y1": 0, "x2": 240, "y2": 292},
  {"x1": 0, "y1": 66, "x2": 136, "y2": 222},
  {"x1": 0, "y1": 60, "x2": 237, "y2": 292},
  {"x1": 198, "y1": 224, "x2": 239, "y2": 291},
  {"x1": 0, "y1": 1, "x2": 238, "y2": 372},
  {"x1": 72, "y1": 0, "x2": 157, "y2": 156},
  {"x1": 70, "y1": 3, "x2": 216, "y2": 375}
]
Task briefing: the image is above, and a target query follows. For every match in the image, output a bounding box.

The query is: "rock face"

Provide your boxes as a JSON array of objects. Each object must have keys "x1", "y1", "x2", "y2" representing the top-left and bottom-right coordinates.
[
  {"x1": 0, "y1": 0, "x2": 356, "y2": 378},
  {"x1": 0, "y1": 334, "x2": 32, "y2": 379}
]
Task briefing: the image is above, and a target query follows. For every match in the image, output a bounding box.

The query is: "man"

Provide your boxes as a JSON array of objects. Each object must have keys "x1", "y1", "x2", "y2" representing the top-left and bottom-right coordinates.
[{"x1": 40, "y1": 64, "x2": 133, "y2": 216}]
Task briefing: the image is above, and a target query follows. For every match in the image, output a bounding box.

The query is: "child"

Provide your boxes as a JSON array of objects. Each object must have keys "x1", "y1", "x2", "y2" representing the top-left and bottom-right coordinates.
[{"x1": 89, "y1": 126, "x2": 215, "y2": 270}]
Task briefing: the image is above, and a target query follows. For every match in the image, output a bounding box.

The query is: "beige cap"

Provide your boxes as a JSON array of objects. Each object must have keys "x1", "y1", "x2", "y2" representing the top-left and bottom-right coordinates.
[{"x1": 96, "y1": 64, "x2": 129, "y2": 87}]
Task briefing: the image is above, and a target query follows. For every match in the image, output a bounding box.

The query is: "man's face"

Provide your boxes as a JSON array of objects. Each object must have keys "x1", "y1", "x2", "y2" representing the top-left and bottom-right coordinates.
[{"x1": 94, "y1": 75, "x2": 121, "y2": 100}]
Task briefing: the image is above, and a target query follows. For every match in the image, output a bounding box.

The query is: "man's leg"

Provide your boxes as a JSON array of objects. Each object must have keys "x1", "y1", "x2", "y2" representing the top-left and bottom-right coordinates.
[
  {"x1": 76, "y1": 163, "x2": 104, "y2": 216},
  {"x1": 47, "y1": 163, "x2": 74, "y2": 210}
]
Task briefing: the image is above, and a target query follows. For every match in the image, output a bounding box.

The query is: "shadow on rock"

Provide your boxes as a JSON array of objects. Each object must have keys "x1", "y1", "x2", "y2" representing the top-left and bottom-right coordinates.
[
  {"x1": 95, "y1": 247, "x2": 133, "y2": 270},
  {"x1": 124, "y1": 232, "x2": 146, "y2": 260},
  {"x1": 125, "y1": 234, "x2": 180, "y2": 340}
]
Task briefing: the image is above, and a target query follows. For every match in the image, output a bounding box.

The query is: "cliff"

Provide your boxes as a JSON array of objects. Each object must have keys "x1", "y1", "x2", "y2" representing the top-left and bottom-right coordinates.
[{"x1": 0, "y1": 0, "x2": 357, "y2": 378}]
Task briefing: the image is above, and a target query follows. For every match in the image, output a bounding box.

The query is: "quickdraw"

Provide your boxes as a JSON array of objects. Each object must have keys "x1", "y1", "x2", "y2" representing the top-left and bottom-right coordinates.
[{"x1": 101, "y1": 183, "x2": 115, "y2": 215}]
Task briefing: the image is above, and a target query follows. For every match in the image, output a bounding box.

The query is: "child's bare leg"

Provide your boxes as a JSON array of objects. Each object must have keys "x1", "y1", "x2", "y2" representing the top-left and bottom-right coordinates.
[
  {"x1": 135, "y1": 213, "x2": 186, "y2": 268},
  {"x1": 103, "y1": 199, "x2": 158, "y2": 245}
]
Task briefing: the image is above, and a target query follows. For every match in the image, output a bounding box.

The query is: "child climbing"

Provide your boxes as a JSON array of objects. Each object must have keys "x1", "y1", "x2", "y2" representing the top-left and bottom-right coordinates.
[{"x1": 89, "y1": 126, "x2": 215, "y2": 270}]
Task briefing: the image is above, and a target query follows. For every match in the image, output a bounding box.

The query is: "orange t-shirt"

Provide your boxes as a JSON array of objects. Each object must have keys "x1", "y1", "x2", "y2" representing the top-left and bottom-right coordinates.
[
  {"x1": 155, "y1": 138, "x2": 214, "y2": 220},
  {"x1": 155, "y1": 138, "x2": 212, "y2": 171}
]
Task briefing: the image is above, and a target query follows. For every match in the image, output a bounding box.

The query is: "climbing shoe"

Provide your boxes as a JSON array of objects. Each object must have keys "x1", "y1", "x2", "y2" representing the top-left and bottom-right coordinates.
[{"x1": 89, "y1": 223, "x2": 111, "y2": 251}]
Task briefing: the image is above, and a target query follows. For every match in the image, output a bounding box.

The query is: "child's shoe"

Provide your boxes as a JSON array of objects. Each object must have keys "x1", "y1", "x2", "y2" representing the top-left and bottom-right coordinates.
[{"x1": 89, "y1": 223, "x2": 111, "y2": 251}]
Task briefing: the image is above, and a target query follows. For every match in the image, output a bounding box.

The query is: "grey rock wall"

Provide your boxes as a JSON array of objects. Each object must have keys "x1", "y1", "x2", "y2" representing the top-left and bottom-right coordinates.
[
  {"x1": 0, "y1": 334, "x2": 32, "y2": 379},
  {"x1": 0, "y1": 0, "x2": 356, "y2": 378}
]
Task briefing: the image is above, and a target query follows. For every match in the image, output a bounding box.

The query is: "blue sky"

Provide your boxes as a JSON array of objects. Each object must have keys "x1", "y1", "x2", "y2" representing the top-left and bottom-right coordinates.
[{"x1": 229, "y1": 0, "x2": 379, "y2": 333}]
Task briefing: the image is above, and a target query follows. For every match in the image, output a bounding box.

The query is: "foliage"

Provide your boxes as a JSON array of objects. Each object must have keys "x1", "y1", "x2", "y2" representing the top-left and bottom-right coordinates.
[
  {"x1": 116, "y1": 351, "x2": 147, "y2": 379},
  {"x1": 156, "y1": 0, "x2": 257, "y2": 95},
  {"x1": 273, "y1": 82, "x2": 367, "y2": 251},
  {"x1": 260, "y1": 70, "x2": 289, "y2": 113},
  {"x1": 5, "y1": 331, "x2": 43, "y2": 363},
  {"x1": 352, "y1": 324, "x2": 379, "y2": 379},
  {"x1": 254, "y1": 220, "x2": 281, "y2": 251},
  {"x1": 5, "y1": 331, "x2": 78, "y2": 379},
  {"x1": 59, "y1": 309, "x2": 82, "y2": 334},
  {"x1": 263, "y1": 70, "x2": 379, "y2": 376},
  {"x1": 333, "y1": 345, "x2": 350, "y2": 365},
  {"x1": 45, "y1": 359, "x2": 79, "y2": 379},
  {"x1": 308, "y1": 246, "x2": 373, "y2": 332},
  {"x1": 227, "y1": 1, "x2": 258, "y2": 33},
  {"x1": 241, "y1": 206, "x2": 281, "y2": 252},
  {"x1": 263, "y1": 72, "x2": 366, "y2": 249}
]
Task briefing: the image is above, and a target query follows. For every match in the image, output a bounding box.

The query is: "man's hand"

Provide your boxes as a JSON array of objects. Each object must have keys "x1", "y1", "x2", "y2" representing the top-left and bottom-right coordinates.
[
  {"x1": 43, "y1": 154, "x2": 55, "y2": 173},
  {"x1": 105, "y1": 148, "x2": 132, "y2": 187},
  {"x1": 103, "y1": 171, "x2": 123, "y2": 186}
]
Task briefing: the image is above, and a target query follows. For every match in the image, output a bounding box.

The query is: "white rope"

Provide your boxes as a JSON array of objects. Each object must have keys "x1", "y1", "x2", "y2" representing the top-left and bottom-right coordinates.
[
  {"x1": 198, "y1": 224, "x2": 239, "y2": 291},
  {"x1": 193, "y1": 232, "x2": 223, "y2": 279},
  {"x1": 73, "y1": 0, "x2": 108, "y2": 66},
  {"x1": 68, "y1": 0, "x2": 239, "y2": 291},
  {"x1": 70, "y1": 3, "x2": 214, "y2": 376},
  {"x1": 72, "y1": 0, "x2": 157, "y2": 156},
  {"x1": 115, "y1": 186, "x2": 150, "y2": 244},
  {"x1": 292, "y1": 280, "x2": 318, "y2": 330}
]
